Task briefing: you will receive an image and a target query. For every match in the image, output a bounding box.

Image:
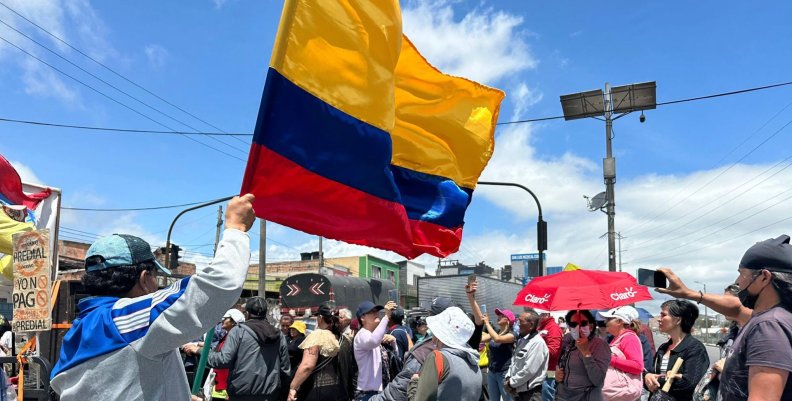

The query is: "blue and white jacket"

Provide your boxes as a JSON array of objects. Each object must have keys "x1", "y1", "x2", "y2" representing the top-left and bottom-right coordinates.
[{"x1": 51, "y1": 229, "x2": 251, "y2": 401}]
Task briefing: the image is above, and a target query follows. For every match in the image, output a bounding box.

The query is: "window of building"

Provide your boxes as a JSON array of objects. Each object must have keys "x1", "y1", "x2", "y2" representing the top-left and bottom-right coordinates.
[
  {"x1": 372, "y1": 266, "x2": 381, "y2": 278},
  {"x1": 388, "y1": 270, "x2": 395, "y2": 283}
]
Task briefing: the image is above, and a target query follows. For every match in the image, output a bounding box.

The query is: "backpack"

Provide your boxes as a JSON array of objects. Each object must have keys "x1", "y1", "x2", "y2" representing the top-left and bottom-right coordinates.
[
  {"x1": 384, "y1": 342, "x2": 404, "y2": 380},
  {"x1": 389, "y1": 327, "x2": 414, "y2": 355}
]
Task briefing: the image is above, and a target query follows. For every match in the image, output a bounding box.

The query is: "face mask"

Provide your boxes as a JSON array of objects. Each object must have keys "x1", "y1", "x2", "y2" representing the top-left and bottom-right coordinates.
[
  {"x1": 737, "y1": 273, "x2": 762, "y2": 309},
  {"x1": 570, "y1": 329, "x2": 579, "y2": 340},
  {"x1": 580, "y1": 326, "x2": 591, "y2": 338}
]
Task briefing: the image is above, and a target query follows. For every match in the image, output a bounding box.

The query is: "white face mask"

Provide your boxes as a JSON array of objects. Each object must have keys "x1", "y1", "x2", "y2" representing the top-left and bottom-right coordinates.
[
  {"x1": 580, "y1": 326, "x2": 591, "y2": 338},
  {"x1": 570, "y1": 329, "x2": 579, "y2": 340}
]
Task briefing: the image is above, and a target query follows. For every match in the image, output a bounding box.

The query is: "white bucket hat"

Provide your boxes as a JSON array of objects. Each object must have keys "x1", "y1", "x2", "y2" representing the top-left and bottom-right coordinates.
[
  {"x1": 599, "y1": 305, "x2": 639, "y2": 324},
  {"x1": 426, "y1": 306, "x2": 473, "y2": 350},
  {"x1": 223, "y1": 309, "x2": 246, "y2": 324}
]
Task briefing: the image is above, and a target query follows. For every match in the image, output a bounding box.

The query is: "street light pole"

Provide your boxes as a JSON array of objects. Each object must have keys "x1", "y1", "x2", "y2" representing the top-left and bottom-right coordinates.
[
  {"x1": 477, "y1": 181, "x2": 546, "y2": 276},
  {"x1": 604, "y1": 83, "x2": 617, "y2": 272},
  {"x1": 560, "y1": 81, "x2": 656, "y2": 273}
]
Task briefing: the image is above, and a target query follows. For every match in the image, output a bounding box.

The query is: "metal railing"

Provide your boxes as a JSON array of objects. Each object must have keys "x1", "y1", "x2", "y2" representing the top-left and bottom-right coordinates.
[{"x1": 0, "y1": 356, "x2": 53, "y2": 401}]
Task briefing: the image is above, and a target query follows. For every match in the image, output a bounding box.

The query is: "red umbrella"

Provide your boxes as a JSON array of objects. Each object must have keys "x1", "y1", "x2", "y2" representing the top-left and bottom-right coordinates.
[{"x1": 513, "y1": 270, "x2": 652, "y2": 311}]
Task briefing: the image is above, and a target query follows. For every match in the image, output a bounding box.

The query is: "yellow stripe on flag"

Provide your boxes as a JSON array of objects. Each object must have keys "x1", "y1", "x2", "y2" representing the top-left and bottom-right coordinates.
[
  {"x1": 270, "y1": 0, "x2": 402, "y2": 132},
  {"x1": 392, "y1": 37, "x2": 504, "y2": 189}
]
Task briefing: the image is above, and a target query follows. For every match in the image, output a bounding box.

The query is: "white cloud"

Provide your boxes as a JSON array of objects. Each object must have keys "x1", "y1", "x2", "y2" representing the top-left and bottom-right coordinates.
[
  {"x1": 21, "y1": 58, "x2": 81, "y2": 105},
  {"x1": 212, "y1": 0, "x2": 230, "y2": 9},
  {"x1": 511, "y1": 82, "x2": 544, "y2": 121},
  {"x1": 10, "y1": 160, "x2": 43, "y2": 184},
  {"x1": 402, "y1": 0, "x2": 537, "y2": 85},
  {"x1": 144, "y1": 44, "x2": 168, "y2": 68}
]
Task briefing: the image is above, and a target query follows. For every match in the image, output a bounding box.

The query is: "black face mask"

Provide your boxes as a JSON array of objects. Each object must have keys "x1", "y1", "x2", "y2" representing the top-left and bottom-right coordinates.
[{"x1": 737, "y1": 273, "x2": 762, "y2": 309}]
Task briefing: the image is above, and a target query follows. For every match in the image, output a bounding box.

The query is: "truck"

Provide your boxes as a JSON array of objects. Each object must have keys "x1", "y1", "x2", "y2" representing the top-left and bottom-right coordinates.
[
  {"x1": 279, "y1": 273, "x2": 396, "y2": 316},
  {"x1": 416, "y1": 274, "x2": 524, "y2": 317}
]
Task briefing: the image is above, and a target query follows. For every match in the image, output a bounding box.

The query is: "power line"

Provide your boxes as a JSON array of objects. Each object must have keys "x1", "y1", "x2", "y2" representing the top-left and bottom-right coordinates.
[
  {"x1": 627, "y1": 156, "x2": 792, "y2": 251},
  {"x1": 0, "y1": 0, "x2": 250, "y2": 146},
  {"x1": 628, "y1": 214, "x2": 792, "y2": 266},
  {"x1": 497, "y1": 81, "x2": 792, "y2": 126},
  {"x1": 627, "y1": 191, "x2": 792, "y2": 264},
  {"x1": 0, "y1": 34, "x2": 246, "y2": 162},
  {"x1": 0, "y1": 16, "x2": 248, "y2": 154},
  {"x1": 3, "y1": 81, "x2": 792, "y2": 136},
  {"x1": 62, "y1": 198, "x2": 222, "y2": 211},
  {"x1": 625, "y1": 101, "x2": 792, "y2": 236},
  {"x1": 0, "y1": 118, "x2": 248, "y2": 136}
]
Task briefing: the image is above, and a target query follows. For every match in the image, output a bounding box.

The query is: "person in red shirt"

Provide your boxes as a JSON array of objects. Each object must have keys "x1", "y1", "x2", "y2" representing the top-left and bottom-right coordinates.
[{"x1": 537, "y1": 313, "x2": 562, "y2": 401}]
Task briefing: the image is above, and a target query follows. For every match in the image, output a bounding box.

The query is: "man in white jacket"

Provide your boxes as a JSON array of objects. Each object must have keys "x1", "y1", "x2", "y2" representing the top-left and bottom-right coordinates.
[
  {"x1": 51, "y1": 194, "x2": 256, "y2": 401},
  {"x1": 505, "y1": 309, "x2": 549, "y2": 401}
]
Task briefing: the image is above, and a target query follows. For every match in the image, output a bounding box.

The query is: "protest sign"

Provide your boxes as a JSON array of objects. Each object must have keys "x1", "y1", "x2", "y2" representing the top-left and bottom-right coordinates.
[{"x1": 12, "y1": 229, "x2": 51, "y2": 332}]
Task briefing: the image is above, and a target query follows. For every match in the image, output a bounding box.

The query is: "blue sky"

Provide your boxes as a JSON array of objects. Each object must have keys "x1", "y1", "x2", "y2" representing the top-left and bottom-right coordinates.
[{"x1": 3, "y1": 0, "x2": 792, "y2": 312}]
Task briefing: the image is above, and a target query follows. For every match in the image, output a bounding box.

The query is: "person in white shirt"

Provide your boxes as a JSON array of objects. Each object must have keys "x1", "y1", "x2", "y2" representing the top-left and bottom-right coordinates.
[{"x1": 506, "y1": 309, "x2": 549, "y2": 401}]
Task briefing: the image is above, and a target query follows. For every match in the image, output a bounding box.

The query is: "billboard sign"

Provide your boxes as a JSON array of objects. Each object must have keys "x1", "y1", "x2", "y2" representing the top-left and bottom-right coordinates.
[{"x1": 511, "y1": 253, "x2": 547, "y2": 279}]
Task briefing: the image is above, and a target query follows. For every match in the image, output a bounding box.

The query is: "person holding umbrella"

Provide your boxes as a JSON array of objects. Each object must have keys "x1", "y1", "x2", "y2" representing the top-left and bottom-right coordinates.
[{"x1": 554, "y1": 310, "x2": 611, "y2": 401}]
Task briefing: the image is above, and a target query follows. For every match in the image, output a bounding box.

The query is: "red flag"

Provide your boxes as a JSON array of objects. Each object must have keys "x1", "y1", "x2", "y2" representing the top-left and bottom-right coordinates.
[{"x1": 0, "y1": 154, "x2": 50, "y2": 210}]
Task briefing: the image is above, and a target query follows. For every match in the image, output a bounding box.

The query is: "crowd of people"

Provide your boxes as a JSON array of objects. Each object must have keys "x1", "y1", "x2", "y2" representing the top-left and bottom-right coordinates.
[{"x1": 46, "y1": 194, "x2": 791, "y2": 401}]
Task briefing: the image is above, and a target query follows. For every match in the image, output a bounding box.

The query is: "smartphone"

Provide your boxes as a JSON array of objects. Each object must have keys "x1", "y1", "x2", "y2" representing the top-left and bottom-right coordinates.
[
  {"x1": 388, "y1": 289, "x2": 399, "y2": 303},
  {"x1": 637, "y1": 268, "x2": 667, "y2": 288},
  {"x1": 480, "y1": 304, "x2": 487, "y2": 315}
]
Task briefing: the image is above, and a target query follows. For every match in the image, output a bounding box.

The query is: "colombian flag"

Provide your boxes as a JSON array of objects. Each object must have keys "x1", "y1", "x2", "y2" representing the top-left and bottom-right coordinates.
[{"x1": 241, "y1": 0, "x2": 504, "y2": 259}]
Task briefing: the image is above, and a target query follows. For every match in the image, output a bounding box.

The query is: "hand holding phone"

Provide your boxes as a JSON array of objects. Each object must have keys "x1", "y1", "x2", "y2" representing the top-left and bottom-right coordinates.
[
  {"x1": 480, "y1": 304, "x2": 487, "y2": 315},
  {"x1": 637, "y1": 268, "x2": 668, "y2": 288}
]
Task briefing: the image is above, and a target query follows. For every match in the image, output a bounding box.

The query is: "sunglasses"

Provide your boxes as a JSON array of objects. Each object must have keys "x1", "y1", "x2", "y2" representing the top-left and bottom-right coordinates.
[{"x1": 567, "y1": 320, "x2": 589, "y2": 328}]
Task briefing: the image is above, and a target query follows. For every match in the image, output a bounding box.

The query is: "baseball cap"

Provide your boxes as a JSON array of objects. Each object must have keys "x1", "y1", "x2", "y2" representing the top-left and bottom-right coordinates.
[
  {"x1": 392, "y1": 307, "x2": 405, "y2": 321},
  {"x1": 356, "y1": 301, "x2": 383, "y2": 319},
  {"x1": 245, "y1": 297, "x2": 268, "y2": 318},
  {"x1": 289, "y1": 320, "x2": 307, "y2": 335},
  {"x1": 85, "y1": 234, "x2": 171, "y2": 275},
  {"x1": 739, "y1": 235, "x2": 792, "y2": 272},
  {"x1": 599, "y1": 306, "x2": 640, "y2": 324},
  {"x1": 223, "y1": 309, "x2": 245, "y2": 324},
  {"x1": 494, "y1": 308, "x2": 516, "y2": 324},
  {"x1": 430, "y1": 297, "x2": 457, "y2": 316}
]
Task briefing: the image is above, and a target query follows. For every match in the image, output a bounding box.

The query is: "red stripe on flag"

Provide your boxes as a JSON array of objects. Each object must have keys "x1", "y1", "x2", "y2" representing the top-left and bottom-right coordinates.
[
  {"x1": 241, "y1": 144, "x2": 423, "y2": 258},
  {"x1": 408, "y1": 219, "x2": 463, "y2": 258},
  {"x1": 0, "y1": 154, "x2": 50, "y2": 209}
]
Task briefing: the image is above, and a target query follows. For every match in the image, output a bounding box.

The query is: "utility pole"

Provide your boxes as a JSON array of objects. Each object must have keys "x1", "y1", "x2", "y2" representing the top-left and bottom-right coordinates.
[
  {"x1": 213, "y1": 205, "x2": 223, "y2": 256},
  {"x1": 318, "y1": 236, "x2": 324, "y2": 273},
  {"x1": 616, "y1": 232, "x2": 625, "y2": 272},
  {"x1": 560, "y1": 82, "x2": 655, "y2": 273},
  {"x1": 604, "y1": 83, "x2": 617, "y2": 272},
  {"x1": 258, "y1": 219, "x2": 266, "y2": 297},
  {"x1": 695, "y1": 281, "x2": 709, "y2": 344}
]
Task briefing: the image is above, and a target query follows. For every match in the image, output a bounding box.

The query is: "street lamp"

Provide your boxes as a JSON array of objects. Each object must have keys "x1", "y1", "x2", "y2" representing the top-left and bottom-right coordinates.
[
  {"x1": 560, "y1": 81, "x2": 656, "y2": 271},
  {"x1": 695, "y1": 281, "x2": 710, "y2": 345},
  {"x1": 477, "y1": 181, "x2": 546, "y2": 276}
]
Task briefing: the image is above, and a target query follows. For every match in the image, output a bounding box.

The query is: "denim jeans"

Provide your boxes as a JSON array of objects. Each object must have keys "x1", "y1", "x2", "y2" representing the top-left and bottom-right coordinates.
[
  {"x1": 488, "y1": 369, "x2": 514, "y2": 401},
  {"x1": 355, "y1": 391, "x2": 379, "y2": 401},
  {"x1": 541, "y1": 377, "x2": 556, "y2": 401}
]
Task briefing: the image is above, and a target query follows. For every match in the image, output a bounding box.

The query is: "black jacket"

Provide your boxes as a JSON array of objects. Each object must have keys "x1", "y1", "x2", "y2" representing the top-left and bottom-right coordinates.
[{"x1": 645, "y1": 334, "x2": 709, "y2": 400}]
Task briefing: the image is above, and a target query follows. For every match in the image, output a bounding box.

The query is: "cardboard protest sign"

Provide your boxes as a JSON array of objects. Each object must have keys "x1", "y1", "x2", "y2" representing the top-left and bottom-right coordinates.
[{"x1": 12, "y1": 229, "x2": 51, "y2": 332}]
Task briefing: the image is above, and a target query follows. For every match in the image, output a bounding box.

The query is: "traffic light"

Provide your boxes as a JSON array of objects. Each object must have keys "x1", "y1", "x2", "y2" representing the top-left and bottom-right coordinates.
[{"x1": 169, "y1": 245, "x2": 181, "y2": 271}]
